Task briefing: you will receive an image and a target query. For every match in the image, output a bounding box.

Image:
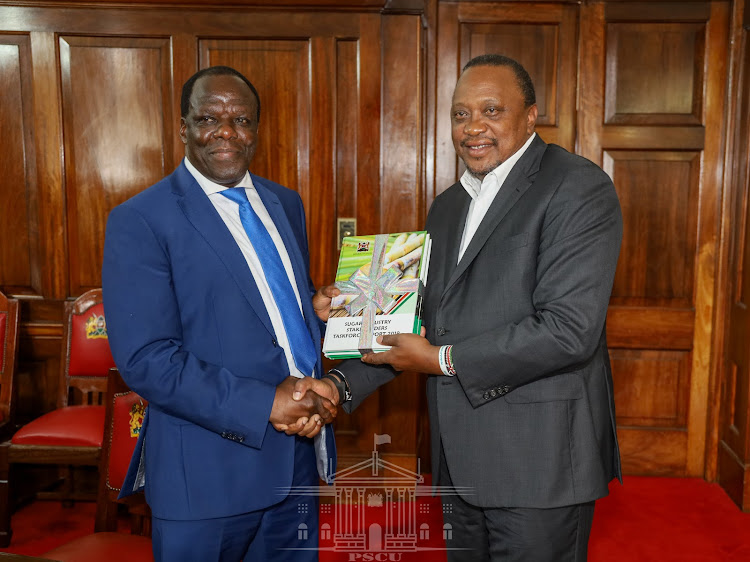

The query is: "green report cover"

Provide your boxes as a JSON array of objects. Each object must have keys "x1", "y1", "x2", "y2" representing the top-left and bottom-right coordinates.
[{"x1": 322, "y1": 231, "x2": 431, "y2": 359}]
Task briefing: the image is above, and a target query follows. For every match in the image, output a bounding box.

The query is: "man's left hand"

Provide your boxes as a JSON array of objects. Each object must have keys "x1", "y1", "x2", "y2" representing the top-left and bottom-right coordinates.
[
  {"x1": 276, "y1": 414, "x2": 326, "y2": 438},
  {"x1": 312, "y1": 284, "x2": 341, "y2": 322},
  {"x1": 361, "y1": 332, "x2": 442, "y2": 374}
]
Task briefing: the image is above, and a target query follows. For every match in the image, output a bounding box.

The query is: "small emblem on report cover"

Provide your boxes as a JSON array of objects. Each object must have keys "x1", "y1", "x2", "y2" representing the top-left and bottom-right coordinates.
[
  {"x1": 129, "y1": 403, "x2": 146, "y2": 438},
  {"x1": 356, "y1": 241, "x2": 370, "y2": 252},
  {"x1": 85, "y1": 315, "x2": 108, "y2": 339}
]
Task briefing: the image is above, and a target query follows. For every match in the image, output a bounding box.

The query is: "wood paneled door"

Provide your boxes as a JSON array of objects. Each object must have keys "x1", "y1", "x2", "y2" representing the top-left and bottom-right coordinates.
[
  {"x1": 718, "y1": 0, "x2": 750, "y2": 511},
  {"x1": 579, "y1": 2, "x2": 729, "y2": 477}
]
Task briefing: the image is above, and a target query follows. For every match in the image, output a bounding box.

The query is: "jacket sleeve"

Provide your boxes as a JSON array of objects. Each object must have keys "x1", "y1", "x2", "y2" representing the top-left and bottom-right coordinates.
[{"x1": 338, "y1": 359, "x2": 399, "y2": 414}]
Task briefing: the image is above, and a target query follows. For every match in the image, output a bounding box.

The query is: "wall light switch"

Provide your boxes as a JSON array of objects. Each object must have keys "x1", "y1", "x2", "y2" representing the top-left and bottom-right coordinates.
[{"x1": 337, "y1": 218, "x2": 357, "y2": 249}]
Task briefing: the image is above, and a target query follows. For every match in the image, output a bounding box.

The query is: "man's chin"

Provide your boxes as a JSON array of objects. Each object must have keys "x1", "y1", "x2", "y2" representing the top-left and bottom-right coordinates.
[
  {"x1": 466, "y1": 162, "x2": 500, "y2": 180},
  {"x1": 207, "y1": 168, "x2": 248, "y2": 187}
]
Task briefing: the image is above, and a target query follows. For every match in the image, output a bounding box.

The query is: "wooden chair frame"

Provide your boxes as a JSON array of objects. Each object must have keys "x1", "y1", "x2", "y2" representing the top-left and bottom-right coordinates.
[
  {"x1": 0, "y1": 291, "x2": 20, "y2": 547},
  {"x1": 39, "y1": 368, "x2": 152, "y2": 561},
  {"x1": 0, "y1": 289, "x2": 113, "y2": 547},
  {"x1": 94, "y1": 368, "x2": 151, "y2": 536}
]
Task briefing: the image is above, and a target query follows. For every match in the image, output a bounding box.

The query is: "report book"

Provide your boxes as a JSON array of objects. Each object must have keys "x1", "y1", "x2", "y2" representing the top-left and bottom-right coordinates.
[{"x1": 322, "y1": 231, "x2": 431, "y2": 359}]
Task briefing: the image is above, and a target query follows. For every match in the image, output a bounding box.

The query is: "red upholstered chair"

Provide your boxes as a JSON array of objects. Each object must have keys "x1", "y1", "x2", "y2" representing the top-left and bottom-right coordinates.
[
  {"x1": 41, "y1": 368, "x2": 153, "y2": 562},
  {"x1": 94, "y1": 368, "x2": 151, "y2": 536},
  {"x1": 0, "y1": 288, "x2": 116, "y2": 547}
]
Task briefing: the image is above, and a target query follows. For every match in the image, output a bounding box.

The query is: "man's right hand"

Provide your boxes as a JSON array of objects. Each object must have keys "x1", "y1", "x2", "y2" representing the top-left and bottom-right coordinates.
[
  {"x1": 293, "y1": 376, "x2": 340, "y2": 406},
  {"x1": 270, "y1": 376, "x2": 337, "y2": 438}
]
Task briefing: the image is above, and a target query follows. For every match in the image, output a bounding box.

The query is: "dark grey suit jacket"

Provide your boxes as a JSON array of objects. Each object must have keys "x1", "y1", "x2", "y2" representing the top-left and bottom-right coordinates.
[{"x1": 341, "y1": 135, "x2": 623, "y2": 509}]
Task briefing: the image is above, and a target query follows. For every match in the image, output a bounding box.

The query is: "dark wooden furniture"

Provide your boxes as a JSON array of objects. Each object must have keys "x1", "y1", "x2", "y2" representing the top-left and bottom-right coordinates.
[
  {"x1": 93, "y1": 368, "x2": 151, "y2": 536},
  {"x1": 0, "y1": 291, "x2": 20, "y2": 442},
  {"x1": 40, "y1": 368, "x2": 152, "y2": 561},
  {"x1": 0, "y1": 289, "x2": 115, "y2": 546},
  {"x1": 0, "y1": 291, "x2": 21, "y2": 547}
]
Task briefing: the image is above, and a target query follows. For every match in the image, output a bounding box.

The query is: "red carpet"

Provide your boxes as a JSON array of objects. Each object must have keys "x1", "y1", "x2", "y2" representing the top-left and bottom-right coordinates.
[
  {"x1": 2, "y1": 476, "x2": 750, "y2": 560},
  {"x1": 590, "y1": 477, "x2": 750, "y2": 561}
]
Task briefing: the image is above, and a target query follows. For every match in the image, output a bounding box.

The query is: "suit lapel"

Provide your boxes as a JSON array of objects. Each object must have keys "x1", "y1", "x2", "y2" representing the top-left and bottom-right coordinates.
[
  {"x1": 435, "y1": 187, "x2": 471, "y2": 291},
  {"x1": 173, "y1": 163, "x2": 276, "y2": 338},
  {"x1": 442, "y1": 136, "x2": 547, "y2": 296}
]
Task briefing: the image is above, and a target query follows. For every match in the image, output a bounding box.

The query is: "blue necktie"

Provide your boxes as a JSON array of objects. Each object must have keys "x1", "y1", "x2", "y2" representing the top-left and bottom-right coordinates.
[{"x1": 221, "y1": 187, "x2": 317, "y2": 377}]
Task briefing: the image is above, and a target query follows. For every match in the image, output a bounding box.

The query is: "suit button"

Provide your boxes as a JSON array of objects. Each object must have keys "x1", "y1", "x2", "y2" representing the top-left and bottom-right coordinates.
[
  {"x1": 437, "y1": 327, "x2": 446, "y2": 336},
  {"x1": 489, "y1": 389, "x2": 498, "y2": 398},
  {"x1": 221, "y1": 431, "x2": 228, "y2": 439},
  {"x1": 483, "y1": 392, "x2": 490, "y2": 400},
  {"x1": 272, "y1": 338, "x2": 278, "y2": 347},
  {"x1": 502, "y1": 385, "x2": 511, "y2": 393},
  {"x1": 237, "y1": 436, "x2": 244, "y2": 443}
]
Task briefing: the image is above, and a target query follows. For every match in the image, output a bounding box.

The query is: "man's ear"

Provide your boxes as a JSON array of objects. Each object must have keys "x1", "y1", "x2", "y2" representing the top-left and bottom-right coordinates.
[
  {"x1": 526, "y1": 104, "x2": 538, "y2": 134},
  {"x1": 179, "y1": 118, "x2": 187, "y2": 144}
]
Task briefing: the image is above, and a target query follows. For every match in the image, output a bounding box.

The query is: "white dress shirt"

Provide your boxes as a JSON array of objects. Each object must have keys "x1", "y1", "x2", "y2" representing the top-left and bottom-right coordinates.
[
  {"x1": 184, "y1": 157, "x2": 309, "y2": 378},
  {"x1": 457, "y1": 132, "x2": 537, "y2": 263}
]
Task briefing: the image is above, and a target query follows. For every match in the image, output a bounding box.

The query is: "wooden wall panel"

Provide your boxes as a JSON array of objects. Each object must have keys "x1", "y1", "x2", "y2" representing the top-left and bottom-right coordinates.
[
  {"x1": 605, "y1": 151, "x2": 700, "y2": 307},
  {"x1": 0, "y1": 34, "x2": 39, "y2": 297},
  {"x1": 611, "y1": 350, "x2": 690, "y2": 427},
  {"x1": 59, "y1": 36, "x2": 172, "y2": 295},
  {"x1": 435, "y1": 2, "x2": 578, "y2": 196},
  {"x1": 605, "y1": 22, "x2": 705, "y2": 125},
  {"x1": 580, "y1": 1, "x2": 729, "y2": 476},
  {"x1": 617, "y1": 427, "x2": 688, "y2": 476},
  {"x1": 335, "y1": 38, "x2": 359, "y2": 242}
]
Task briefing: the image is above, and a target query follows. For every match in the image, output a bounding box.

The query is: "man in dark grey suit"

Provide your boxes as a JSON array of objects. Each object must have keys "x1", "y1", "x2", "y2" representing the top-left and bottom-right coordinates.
[{"x1": 296, "y1": 54, "x2": 623, "y2": 561}]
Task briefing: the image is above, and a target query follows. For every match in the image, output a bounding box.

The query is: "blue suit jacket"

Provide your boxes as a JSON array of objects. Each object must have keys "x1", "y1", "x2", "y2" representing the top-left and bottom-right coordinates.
[{"x1": 102, "y1": 162, "x2": 334, "y2": 520}]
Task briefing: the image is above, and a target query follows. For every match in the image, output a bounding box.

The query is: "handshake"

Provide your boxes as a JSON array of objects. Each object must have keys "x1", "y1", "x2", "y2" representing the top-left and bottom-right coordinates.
[
  {"x1": 268, "y1": 283, "x2": 343, "y2": 439},
  {"x1": 268, "y1": 282, "x2": 440, "y2": 439},
  {"x1": 269, "y1": 374, "x2": 340, "y2": 439}
]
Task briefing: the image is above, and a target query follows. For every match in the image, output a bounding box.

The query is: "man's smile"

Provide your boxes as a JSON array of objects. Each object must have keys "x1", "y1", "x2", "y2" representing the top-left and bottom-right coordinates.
[{"x1": 462, "y1": 138, "x2": 498, "y2": 157}]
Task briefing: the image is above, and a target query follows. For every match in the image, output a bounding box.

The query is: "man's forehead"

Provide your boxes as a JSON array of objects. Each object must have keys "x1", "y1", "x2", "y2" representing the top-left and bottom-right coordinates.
[
  {"x1": 192, "y1": 92, "x2": 254, "y2": 106},
  {"x1": 190, "y1": 87, "x2": 257, "y2": 111},
  {"x1": 452, "y1": 92, "x2": 501, "y2": 106},
  {"x1": 452, "y1": 66, "x2": 518, "y2": 102},
  {"x1": 193, "y1": 75, "x2": 253, "y2": 98}
]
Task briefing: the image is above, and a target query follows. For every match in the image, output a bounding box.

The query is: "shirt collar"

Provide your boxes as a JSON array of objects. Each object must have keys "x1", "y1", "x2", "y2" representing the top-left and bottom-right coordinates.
[
  {"x1": 459, "y1": 132, "x2": 536, "y2": 200},
  {"x1": 183, "y1": 156, "x2": 253, "y2": 195}
]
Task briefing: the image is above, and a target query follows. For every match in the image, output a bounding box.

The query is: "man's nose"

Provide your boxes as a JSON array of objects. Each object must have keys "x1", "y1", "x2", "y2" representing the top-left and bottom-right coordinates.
[
  {"x1": 464, "y1": 114, "x2": 486, "y2": 135},
  {"x1": 214, "y1": 121, "x2": 238, "y2": 139}
]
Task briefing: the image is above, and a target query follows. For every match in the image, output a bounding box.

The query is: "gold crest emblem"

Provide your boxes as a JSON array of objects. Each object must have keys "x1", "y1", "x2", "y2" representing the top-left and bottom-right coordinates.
[
  {"x1": 85, "y1": 314, "x2": 108, "y2": 339},
  {"x1": 129, "y1": 402, "x2": 146, "y2": 438}
]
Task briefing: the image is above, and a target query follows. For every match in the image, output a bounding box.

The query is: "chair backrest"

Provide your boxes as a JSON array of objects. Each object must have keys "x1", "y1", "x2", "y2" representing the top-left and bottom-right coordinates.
[
  {"x1": 95, "y1": 367, "x2": 148, "y2": 532},
  {"x1": 0, "y1": 290, "x2": 19, "y2": 430},
  {"x1": 60, "y1": 288, "x2": 116, "y2": 408}
]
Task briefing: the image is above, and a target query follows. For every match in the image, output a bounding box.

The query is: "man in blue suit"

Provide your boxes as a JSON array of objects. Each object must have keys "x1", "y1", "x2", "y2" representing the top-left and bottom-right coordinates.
[{"x1": 102, "y1": 66, "x2": 337, "y2": 561}]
